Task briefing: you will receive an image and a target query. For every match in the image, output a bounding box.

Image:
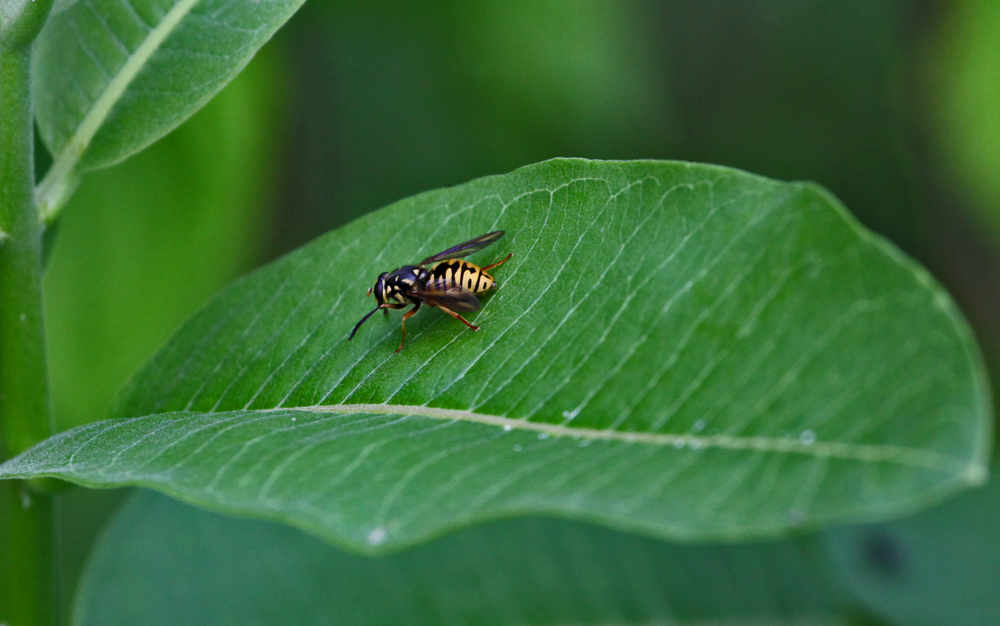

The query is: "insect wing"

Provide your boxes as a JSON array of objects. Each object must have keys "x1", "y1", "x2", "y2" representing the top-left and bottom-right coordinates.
[
  {"x1": 419, "y1": 230, "x2": 505, "y2": 266},
  {"x1": 411, "y1": 280, "x2": 481, "y2": 312}
]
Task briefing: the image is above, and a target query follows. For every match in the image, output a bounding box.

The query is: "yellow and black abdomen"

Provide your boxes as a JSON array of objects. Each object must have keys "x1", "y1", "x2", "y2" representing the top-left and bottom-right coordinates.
[{"x1": 427, "y1": 260, "x2": 496, "y2": 293}]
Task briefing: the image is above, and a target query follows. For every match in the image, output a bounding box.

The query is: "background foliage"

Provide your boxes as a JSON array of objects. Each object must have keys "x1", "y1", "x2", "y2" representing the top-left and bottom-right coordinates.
[{"x1": 36, "y1": 0, "x2": 1000, "y2": 623}]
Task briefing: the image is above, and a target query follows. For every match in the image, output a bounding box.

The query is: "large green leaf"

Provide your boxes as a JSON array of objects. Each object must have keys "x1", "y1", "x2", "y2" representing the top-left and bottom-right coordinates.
[
  {"x1": 33, "y1": 0, "x2": 305, "y2": 215},
  {"x1": 1, "y1": 159, "x2": 990, "y2": 551},
  {"x1": 74, "y1": 489, "x2": 850, "y2": 626}
]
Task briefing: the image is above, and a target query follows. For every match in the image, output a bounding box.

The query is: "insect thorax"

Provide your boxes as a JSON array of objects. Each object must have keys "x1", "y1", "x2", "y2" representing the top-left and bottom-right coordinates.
[{"x1": 382, "y1": 265, "x2": 426, "y2": 304}]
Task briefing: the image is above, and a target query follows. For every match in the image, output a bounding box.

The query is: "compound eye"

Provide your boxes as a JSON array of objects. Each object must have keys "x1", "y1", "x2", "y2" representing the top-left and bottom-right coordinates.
[{"x1": 372, "y1": 274, "x2": 388, "y2": 304}]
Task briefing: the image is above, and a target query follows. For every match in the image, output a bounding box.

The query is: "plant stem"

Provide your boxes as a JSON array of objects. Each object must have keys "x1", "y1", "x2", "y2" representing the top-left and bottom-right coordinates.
[{"x1": 0, "y1": 43, "x2": 56, "y2": 626}]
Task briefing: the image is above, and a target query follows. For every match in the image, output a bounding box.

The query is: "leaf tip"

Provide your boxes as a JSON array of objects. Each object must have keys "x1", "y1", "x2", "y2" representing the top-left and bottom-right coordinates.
[
  {"x1": 366, "y1": 526, "x2": 389, "y2": 546},
  {"x1": 962, "y1": 462, "x2": 989, "y2": 487}
]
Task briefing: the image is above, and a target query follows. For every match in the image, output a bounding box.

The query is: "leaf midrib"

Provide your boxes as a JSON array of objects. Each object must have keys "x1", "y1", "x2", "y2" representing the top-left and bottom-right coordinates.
[
  {"x1": 36, "y1": 0, "x2": 201, "y2": 218},
  {"x1": 294, "y1": 403, "x2": 956, "y2": 471}
]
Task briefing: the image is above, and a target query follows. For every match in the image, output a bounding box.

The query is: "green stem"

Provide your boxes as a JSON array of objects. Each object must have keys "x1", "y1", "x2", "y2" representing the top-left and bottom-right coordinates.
[{"x1": 0, "y1": 43, "x2": 56, "y2": 626}]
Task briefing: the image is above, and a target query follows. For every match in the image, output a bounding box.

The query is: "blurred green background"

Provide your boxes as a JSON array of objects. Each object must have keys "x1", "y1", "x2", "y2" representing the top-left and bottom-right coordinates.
[
  {"x1": 43, "y1": 0, "x2": 1000, "y2": 433},
  {"x1": 42, "y1": 0, "x2": 1000, "y2": 622}
]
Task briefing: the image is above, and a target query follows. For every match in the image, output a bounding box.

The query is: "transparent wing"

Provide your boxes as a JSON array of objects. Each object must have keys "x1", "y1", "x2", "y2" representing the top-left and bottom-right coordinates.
[
  {"x1": 410, "y1": 280, "x2": 481, "y2": 312},
  {"x1": 419, "y1": 230, "x2": 505, "y2": 266}
]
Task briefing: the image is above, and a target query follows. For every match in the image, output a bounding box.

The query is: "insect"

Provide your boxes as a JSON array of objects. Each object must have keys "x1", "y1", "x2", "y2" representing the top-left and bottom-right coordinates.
[{"x1": 349, "y1": 230, "x2": 512, "y2": 352}]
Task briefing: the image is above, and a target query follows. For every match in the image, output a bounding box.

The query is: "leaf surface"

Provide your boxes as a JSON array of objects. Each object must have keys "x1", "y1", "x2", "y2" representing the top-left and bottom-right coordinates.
[
  {"x1": 825, "y1": 464, "x2": 1000, "y2": 626},
  {"x1": 33, "y1": 0, "x2": 304, "y2": 212},
  {"x1": 2, "y1": 159, "x2": 991, "y2": 550},
  {"x1": 74, "y1": 490, "x2": 849, "y2": 626}
]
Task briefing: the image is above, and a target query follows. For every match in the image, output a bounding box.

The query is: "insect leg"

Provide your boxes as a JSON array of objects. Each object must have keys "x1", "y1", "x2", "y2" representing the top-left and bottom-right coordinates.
[
  {"x1": 384, "y1": 303, "x2": 404, "y2": 320},
  {"x1": 395, "y1": 303, "x2": 422, "y2": 353},
  {"x1": 481, "y1": 253, "x2": 512, "y2": 272},
  {"x1": 438, "y1": 305, "x2": 480, "y2": 332}
]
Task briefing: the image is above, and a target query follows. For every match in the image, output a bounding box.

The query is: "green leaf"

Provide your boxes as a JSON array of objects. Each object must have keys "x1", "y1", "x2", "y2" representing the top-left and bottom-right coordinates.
[
  {"x1": 51, "y1": 0, "x2": 78, "y2": 16},
  {"x1": 33, "y1": 0, "x2": 305, "y2": 217},
  {"x1": 1, "y1": 159, "x2": 991, "y2": 551},
  {"x1": 824, "y1": 465, "x2": 1000, "y2": 626},
  {"x1": 44, "y1": 40, "x2": 285, "y2": 430},
  {"x1": 52, "y1": 0, "x2": 77, "y2": 15},
  {"x1": 74, "y1": 489, "x2": 850, "y2": 626}
]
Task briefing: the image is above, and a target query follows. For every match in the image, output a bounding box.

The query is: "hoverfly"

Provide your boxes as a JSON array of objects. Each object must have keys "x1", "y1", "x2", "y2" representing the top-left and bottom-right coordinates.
[{"x1": 349, "y1": 230, "x2": 512, "y2": 352}]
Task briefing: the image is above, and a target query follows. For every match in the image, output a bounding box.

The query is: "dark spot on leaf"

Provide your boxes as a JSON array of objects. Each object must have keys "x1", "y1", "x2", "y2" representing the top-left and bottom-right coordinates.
[{"x1": 861, "y1": 530, "x2": 906, "y2": 579}]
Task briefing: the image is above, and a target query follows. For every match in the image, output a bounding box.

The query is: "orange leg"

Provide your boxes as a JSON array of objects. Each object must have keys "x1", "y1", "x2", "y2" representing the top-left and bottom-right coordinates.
[
  {"x1": 439, "y1": 305, "x2": 480, "y2": 331},
  {"x1": 394, "y1": 303, "x2": 422, "y2": 353},
  {"x1": 482, "y1": 252, "x2": 512, "y2": 272}
]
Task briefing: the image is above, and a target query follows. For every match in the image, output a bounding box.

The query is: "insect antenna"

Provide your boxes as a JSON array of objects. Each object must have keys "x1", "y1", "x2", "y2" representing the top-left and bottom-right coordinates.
[{"x1": 349, "y1": 306, "x2": 382, "y2": 340}]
